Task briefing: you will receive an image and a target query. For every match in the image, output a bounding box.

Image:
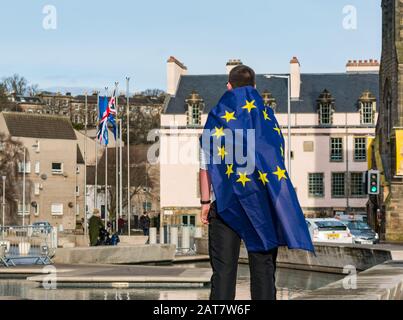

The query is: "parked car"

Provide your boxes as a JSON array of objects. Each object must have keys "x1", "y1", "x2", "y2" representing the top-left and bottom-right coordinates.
[
  {"x1": 336, "y1": 214, "x2": 368, "y2": 223},
  {"x1": 306, "y1": 218, "x2": 353, "y2": 244},
  {"x1": 341, "y1": 220, "x2": 379, "y2": 244},
  {"x1": 31, "y1": 221, "x2": 52, "y2": 234}
]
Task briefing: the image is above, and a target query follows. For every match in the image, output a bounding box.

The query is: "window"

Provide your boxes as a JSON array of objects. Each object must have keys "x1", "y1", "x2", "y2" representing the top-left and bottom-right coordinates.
[
  {"x1": 186, "y1": 91, "x2": 204, "y2": 126},
  {"x1": 319, "y1": 103, "x2": 332, "y2": 125},
  {"x1": 17, "y1": 203, "x2": 29, "y2": 216},
  {"x1": 308, "y1": 173, "x2": 324, "y2": 198},
  {"x1": 18, "y1": 161, "x2": 31, "y2": 173},
  {"x1": 354, "y1": 137, "x2": 367, "y2": 162},
  {"x1": 33, "y1": 203, "x2": 39, "y2": 216},
  {"x1": 182, "y1": 215, "x2": 196, "y2": 227},
  {"x1": 52, "y1": 162, "x2": 63, "y2": 174},
  {"x1": 330, "y1": 138, "x2": 343, "y2": 162},
  {"x1": 350, "y1": 172, "x2": 365, "y2": 197},
  {"x1": 317, "y1": 89, "x2": 334, "y2": 125},
  {"x1": 360, "y1": 102, "x2": 374, "y2": 125},
  {"x1": 142, "y1": 202, "x2": 152, "y2": 211},
  {"x1": 76, "y1": 186, "x2": 80, "y2": 196},
  {"x1": 34, "y1": 183, "x2": 40, "y2": 196},
  {"x1": 34, "y1": 140, "x2": 40, "y2": 153},
  {"x1": 35, "y1": 161, "x2": 40, "y2": 174},
  {"x1": 331, "y1": 173, "x2": 345, "y2": 198},
  {"x1": 51, "y1": 204, "x2": 63, "y2": 216},
  {"x1": 76, "y1": 205, "x2": 80, "y2": 216}
]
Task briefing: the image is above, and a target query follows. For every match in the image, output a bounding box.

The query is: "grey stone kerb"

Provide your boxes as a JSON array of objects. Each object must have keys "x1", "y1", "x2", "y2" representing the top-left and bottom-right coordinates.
[{"x1": 294, "y1": 261, "x2": 403, "y2": 300}]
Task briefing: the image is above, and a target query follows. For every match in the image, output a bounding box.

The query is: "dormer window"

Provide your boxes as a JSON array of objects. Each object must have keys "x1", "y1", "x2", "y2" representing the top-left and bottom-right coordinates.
[
  {"x1": 317, "y1": 89, "x2": 335, "y2": 125},
  {"x1": 185, "y1": 91, "x2": 204, "y2": 126},
  {"x1": 261, "y1": 91, "x2": 277, "y2": 112},
  {"x1": 359, "y1": 90, "x2": 376, "y2": 125}
]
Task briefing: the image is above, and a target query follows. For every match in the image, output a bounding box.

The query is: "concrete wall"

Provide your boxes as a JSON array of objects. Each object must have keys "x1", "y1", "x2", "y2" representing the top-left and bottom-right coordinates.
[
  {"x1": 195, "y1": 237, "x2": 398, "y2": 273},
  {"x1": 53, "y1": 244, "x2": 176, "y2": 264}
]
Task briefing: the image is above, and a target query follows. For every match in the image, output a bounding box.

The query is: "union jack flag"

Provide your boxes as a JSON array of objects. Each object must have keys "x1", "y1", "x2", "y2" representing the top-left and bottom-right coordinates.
[{"x1": 97, "y1": 92, "x2": 117, "y2": 145}]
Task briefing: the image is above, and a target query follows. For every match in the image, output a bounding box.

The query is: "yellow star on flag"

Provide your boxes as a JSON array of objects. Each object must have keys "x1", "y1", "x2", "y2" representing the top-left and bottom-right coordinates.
[
  {"x1": 242, "y1": 100, "x2": 257, "y2": 113},
  {"x1": 273, "y1": 124, "x2": 282, "y2": 136},
  {"x1": 225, "y1": 164, "x2": 234, "y2": 178},
  {"x1": 273, "y1": 166, "x2": 287, "y2": 181},
  {"x1": 236, "y1": 172, "x2": 251, "y2": 187},
  {"x1": 217, "y1": 146, "x2": 227, "y2": 160},
  {"x1": 280, "y1": 145, "x2": 284, "y2": 158},
  {"x1": 258, "y1": 170, "x2": 269, "y2": 185},
  {"x1": 221, "y1": 111, "x2": 236, "y2": 123},
  {"x1": 263, "y1": 109, "x2": 271, "y2": 121},
  {"x1": 212, "y1": 127, "x2": 225, "y2": 140}
]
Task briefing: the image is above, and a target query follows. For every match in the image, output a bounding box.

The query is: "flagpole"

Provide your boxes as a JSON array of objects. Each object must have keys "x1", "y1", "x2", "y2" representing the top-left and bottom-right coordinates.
[
  {"x1": 22, "y1": 147, "x2": 26, "y2": 227},
  {"x1": 84, "y1": 92, "x2": 88, "y2": 236},
  {"x1": 126, "y1": 77, "x2": 131, "y2": 236},
  {"x1": 119, "y1": 109, "x2": 123, "y2": 224},
  {"x1": 104, "y1": 87, "x2": 108, "y2": 227},
  {"x1": 115, "y1": 82, "x2": 119, "y2": 233},
  {"x1": 95, "y1": 92, "x2": 99, "y2": 210}
]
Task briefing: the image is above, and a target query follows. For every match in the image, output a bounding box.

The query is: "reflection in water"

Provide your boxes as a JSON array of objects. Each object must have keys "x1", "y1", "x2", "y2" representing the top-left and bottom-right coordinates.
[{"x1": 0, "y1": 263, "x2": 344, "y2": 300}]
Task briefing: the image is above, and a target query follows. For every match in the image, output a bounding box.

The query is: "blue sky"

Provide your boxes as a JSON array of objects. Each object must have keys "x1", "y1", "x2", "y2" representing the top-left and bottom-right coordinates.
[{"x1": 0, "y1": 0, "x2": 381, "y2": 93}]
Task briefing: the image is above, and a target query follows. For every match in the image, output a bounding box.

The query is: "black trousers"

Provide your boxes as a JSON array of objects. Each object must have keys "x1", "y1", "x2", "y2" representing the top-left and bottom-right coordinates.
[{"x1": 208, "y1": 202, "x2": 278, "y2": 300}]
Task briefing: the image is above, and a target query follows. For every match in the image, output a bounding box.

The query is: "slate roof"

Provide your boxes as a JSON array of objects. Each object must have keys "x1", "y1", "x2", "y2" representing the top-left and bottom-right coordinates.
[
  {"x1": 2, "y1": 112, "x2": 77, "y2": 140},
  {"x1": 164, "y1": 73, "x2": 379, "y2": 115}
]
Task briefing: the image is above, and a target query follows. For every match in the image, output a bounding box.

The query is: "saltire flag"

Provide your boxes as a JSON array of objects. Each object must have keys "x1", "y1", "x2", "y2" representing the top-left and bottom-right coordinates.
[
  {"x1": 200, "y1": 86, "x2": 314, "y2": 253},
  {"x1": 97, "y1": 92, "x2": 117, "y2": 145}
]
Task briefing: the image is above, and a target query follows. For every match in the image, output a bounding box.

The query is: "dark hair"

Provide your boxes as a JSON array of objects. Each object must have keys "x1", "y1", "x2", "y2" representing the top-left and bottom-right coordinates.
[{"x1": 229, "y1": 65, "x2": 256, "y2": 88}]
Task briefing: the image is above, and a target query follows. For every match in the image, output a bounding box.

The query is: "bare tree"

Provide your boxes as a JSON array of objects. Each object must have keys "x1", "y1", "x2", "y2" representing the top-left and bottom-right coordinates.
[
  {"x1": 121, "y1": 111, "x2": 160, "y2": 145},
  {"x1": 2, "y1": 74, "x2": 28, "y2": 96},
  {"x1": 141, "y1": 89, "x2": 165, "y2": 97},
  {"x1": 0, "y1": 133, "x2": 26, "y2": 225},
  {"x1": 95, "y1": 146, "x2": 153, "y2": 221},
  {"x1": 0, "y1": 84, "x2": 19, "y2": 112}
]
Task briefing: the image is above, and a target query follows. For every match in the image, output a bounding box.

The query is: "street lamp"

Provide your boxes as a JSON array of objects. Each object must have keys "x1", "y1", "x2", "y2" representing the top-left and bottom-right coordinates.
[
  {"x1": 264, "y1": 75, "x2": 292, "y2": 178},
  {"x1": 2, "y1": 176, "x2": 5, "y2": 239}
]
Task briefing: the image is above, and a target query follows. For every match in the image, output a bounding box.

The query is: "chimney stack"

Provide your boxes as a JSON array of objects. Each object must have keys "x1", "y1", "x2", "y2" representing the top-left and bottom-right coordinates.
[
  {"x1": 290, "y1": 56, "x2": 301, "y2": 100},
  {"x1": 167, "y1": 56, "x2": 188, "y2": 96},
  {"x1": 346, "y1": 59, "x2": 380, "y2": 73},
  {"x1": 226, "y1": 59, "x2": 243, "y2": 74}
]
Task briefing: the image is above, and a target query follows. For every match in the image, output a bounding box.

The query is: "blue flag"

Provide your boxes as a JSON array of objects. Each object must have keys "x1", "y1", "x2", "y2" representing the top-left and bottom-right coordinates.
[
  {"x1": 200, "y1": 86, "x2": 314, "y2": 253},
  {"x1": 97, "y1": 95, "x2": 117, "y2": 145}
]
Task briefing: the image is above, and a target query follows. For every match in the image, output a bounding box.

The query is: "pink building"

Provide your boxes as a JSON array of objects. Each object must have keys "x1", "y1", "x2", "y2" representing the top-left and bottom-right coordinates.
[{"x1": 160, "y1": 57, "x2": 379, "y2": 226}]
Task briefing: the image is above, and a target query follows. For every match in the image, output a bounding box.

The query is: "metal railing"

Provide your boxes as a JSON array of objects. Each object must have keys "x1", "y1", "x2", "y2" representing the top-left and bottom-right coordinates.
[
  {"x1": 0, "y1": 225, "x2": 57, "y2": 267},
  {"x1": 161, "y1": 225, "x2": 203, "y2": 255}
]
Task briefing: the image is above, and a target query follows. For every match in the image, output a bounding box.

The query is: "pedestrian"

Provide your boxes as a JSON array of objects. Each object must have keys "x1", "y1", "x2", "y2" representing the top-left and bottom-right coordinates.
[
  {"x1": 139, "y1": 211, "x2": 150, "y2": 236},
  {"x1": 199, "y1": 65, "x2": 314, "y2": 300},
  {"x1": 88, "y1": 209, "x2": 104, "y2": 246},
  {"x1": 118, "y1": 216, "x2": 125, "y2": 235}
]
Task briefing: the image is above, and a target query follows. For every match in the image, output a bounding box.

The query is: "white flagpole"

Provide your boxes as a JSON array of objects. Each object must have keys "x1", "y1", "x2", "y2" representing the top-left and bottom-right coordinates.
[
  {"x1": 84, "y1": 92, "x2": 88, "y2": 236},
  {"x1": 119, "y1": 111, "x2": 123, "y2": 224},
  {"x1": 104, "y1": 87, "x2": 108, "y2": 227},
  {"x1": 126, "y1": 77, "x2": 131, "y2": 236},
  {"x1": 95, "y1": 92, "x2": 99, "y2": 210},
  {"x1": 115, "y1": 82, "x2": 119, "y2": 233},
  {"x1": 22, "y1": 147, "x2": 26, "y2": 227}
]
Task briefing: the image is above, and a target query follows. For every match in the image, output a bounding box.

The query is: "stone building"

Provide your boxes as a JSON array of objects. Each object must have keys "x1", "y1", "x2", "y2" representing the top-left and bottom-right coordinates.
[
  {"x1": 0, "y1": 112, "x2": 85, "y2": 231},
  {"x1": 369, "y1": 0, "x2": 403, "y2": 241},
  {"x1": 160, "y1": 56, "x2": 379, "y2": 227}
]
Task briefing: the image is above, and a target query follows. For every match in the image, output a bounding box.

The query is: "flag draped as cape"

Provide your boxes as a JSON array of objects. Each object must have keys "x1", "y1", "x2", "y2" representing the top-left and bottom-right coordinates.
[{"x1": 200, "y1": 86, "x2": 314, "y2": 253}]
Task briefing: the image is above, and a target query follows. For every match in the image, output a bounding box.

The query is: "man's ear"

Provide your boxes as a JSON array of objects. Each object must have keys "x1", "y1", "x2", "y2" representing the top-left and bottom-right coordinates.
[{"x1": 227, "y1": 82, "x2": 233, "y2": 91}]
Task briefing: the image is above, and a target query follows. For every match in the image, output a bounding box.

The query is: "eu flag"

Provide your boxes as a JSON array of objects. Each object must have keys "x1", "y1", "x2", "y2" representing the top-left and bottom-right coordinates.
[{"x1": 200, "y1": 86, "x2": 314, "y2": 253}]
